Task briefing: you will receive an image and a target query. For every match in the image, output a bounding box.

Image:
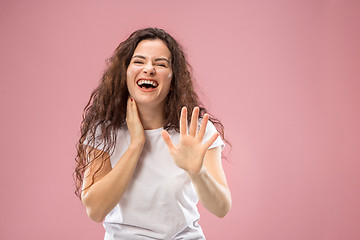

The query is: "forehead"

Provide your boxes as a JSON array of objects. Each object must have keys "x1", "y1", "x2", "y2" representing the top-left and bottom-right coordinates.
[{"x1": 133, "y1": 39, "x2": 171, "y2": 59}]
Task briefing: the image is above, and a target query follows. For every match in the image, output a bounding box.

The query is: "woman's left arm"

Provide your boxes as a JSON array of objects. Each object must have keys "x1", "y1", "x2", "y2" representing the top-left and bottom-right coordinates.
[
  {"x1": 188, "y1": 146, "x2": 231, "y2": 218},
  {"x1": 162, "y1": 107, "x2": 231, "y2": 218}
]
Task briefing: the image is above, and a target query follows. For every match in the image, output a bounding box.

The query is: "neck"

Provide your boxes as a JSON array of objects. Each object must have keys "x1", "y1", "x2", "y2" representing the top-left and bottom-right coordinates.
[{"x1": 136, "y1": 103, "x2": 165, "y2": 130}]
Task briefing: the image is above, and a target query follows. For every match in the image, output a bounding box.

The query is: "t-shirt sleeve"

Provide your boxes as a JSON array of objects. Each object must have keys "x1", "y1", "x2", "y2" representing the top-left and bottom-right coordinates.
[
  {"x1": 82, "y1": 126, "x2": 106, "y2": 152},
  {"x1": 202, "y1": 120, "x2": 225, "y2": 151}
]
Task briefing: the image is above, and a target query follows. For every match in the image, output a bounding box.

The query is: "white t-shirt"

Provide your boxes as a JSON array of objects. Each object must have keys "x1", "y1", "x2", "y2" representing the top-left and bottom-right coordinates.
[{"x1": 84, "y1": 121, "x2": 224, "y2": 240}]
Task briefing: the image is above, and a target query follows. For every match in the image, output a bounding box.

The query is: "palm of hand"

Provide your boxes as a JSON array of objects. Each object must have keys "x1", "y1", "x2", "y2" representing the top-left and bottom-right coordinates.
[
  {"x1": 171, "y1": 133, "x2": 207, "y2": 175},
  {"x1": 126, "y1": 97, "x2": 146, "y2": 145},
  {"x1": 161, "y1": 107, "x2": 219, "y2": 176}
]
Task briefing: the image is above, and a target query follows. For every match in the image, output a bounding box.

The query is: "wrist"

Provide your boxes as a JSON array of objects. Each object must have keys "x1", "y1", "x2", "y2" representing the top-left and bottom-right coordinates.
[
  {"x1": 129, "y1": 140, "x2": 145, "y2": 150},
  {"x1": 187, "y1": 165, "x2": 207, "y2": 181}
]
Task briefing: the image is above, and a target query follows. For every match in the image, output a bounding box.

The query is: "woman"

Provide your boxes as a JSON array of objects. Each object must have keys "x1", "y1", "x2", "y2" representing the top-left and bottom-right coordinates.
[{"x1": 74, "y1": 28, "x2": 231, "y2": 239}]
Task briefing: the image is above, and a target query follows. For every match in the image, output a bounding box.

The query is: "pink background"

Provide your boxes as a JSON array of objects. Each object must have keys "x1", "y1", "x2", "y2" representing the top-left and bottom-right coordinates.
[{"x1": 1, "y1": 0, "x2": 359, "y2": 239}]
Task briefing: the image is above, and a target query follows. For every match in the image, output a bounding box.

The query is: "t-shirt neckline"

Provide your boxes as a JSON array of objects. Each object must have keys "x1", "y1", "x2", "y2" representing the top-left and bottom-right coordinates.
[{"x1": 144, "y1": 127, "x2": 164, "y2": 135}]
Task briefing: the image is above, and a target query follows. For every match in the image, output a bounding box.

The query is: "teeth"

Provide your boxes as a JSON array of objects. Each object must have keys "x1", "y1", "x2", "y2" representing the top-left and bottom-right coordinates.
[{"x1": 137, "y1": 80, "x2": 158, "y2": 87}]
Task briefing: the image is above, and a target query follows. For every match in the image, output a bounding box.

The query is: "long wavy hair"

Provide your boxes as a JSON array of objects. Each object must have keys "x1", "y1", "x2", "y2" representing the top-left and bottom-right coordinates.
[{"x1": 74, "y1": 27, "x2": 230, "y2": 199}]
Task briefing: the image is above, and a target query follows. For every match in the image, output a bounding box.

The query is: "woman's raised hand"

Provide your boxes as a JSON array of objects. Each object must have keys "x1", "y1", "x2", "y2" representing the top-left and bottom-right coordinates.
[
  {"x1": 126, "y1": 97, "x2": 146, "y2": 146},
  {"x1": 161, "y1": 107, "x2": 219, "y2": 176}
]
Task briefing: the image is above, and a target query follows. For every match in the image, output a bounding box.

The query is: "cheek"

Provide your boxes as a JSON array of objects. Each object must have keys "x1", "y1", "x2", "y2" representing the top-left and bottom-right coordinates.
[
  {"x1": 126, "y1": 68, "x2": 138, "y2": 88},
  {"x1": 127, "y1": 65, "x2": 141, "y2": 79},
  {"x1": 126, "y1": 68, "x2": 133, "y2": 81},
  {"x1": 167, "y1": 72, "x2": 173, "y2": 87},
  {"x1": 126, "y1": 69, "x2": 135, "y2": 90},
  {"x1": 166, "y1": 71, "x2": 173, "y2": 88},
  {"x1": 126, "y1": 73, "x2": 131, "y2": 85},
  {"x1": 164, "y1": 72, "x2": 172, "y2": 89}
]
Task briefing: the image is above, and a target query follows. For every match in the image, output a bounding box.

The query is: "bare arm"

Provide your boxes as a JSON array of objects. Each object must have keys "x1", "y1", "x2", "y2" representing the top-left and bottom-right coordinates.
[
  {"x1": 188, "y1": 146, "x2": 231, "y2": 218},
  {"x1": 81, "y1": 98, "x2": 145, "y2": 222},
  {"x1": 161, "y1": 107, "x2": 231, "y2": 218}
]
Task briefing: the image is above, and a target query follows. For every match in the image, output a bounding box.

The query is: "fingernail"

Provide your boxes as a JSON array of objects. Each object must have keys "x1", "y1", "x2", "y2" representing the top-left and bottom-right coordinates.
[{"x1": 131, "y1": 98, "x2": 133, "y2": 102}]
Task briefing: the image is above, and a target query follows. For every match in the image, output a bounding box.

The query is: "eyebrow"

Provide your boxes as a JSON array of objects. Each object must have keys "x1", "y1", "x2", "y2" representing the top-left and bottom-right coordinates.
[{"x1": 132, "y1": 55, "x2": 170, "y2": 63}]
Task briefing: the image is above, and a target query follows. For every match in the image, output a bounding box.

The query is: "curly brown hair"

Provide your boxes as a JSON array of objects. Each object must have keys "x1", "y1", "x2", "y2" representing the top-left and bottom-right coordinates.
[{"x1": 74, "y1": 27, "x2": 229, "y2": 199}]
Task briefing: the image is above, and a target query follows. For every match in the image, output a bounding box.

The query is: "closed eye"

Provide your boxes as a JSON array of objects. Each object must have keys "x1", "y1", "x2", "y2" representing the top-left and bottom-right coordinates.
[{"x1": 155, "y1": 61, "x2": 169, "y2": 67}]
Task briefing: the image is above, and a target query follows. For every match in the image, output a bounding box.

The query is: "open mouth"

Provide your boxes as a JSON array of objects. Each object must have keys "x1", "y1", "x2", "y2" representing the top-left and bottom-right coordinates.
[{"x1": 137, "y1": 79, "x2": 159, "y2": 89}]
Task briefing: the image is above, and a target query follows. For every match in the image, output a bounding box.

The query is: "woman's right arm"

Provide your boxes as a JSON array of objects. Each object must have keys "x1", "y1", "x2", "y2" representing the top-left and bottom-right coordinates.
[{"x1": 81, "y1": 98, "x2": 145, "y2": 222}]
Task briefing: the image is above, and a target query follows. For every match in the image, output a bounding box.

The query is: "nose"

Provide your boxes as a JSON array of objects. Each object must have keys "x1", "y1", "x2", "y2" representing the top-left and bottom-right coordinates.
[{"x1": 143, "y1": 63, "x2": 155, "y2": 76}]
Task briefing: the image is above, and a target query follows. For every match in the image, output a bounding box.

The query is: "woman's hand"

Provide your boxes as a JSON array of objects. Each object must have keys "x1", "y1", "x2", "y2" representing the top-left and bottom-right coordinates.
[
  {"x1": 161, "y1": 107, "x2": 219, "y2": 176},
  {"x1": 126, "y1": 97, "x2": 145, "y2": 146}
]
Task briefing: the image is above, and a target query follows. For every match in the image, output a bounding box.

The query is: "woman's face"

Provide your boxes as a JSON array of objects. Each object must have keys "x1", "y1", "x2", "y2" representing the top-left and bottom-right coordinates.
[{"x1": 126, "y1": 39, "x2": 173, "y2": 108}]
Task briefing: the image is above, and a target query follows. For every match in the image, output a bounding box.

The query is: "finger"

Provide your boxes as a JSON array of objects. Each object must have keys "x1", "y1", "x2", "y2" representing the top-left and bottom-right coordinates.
[
  {"x1": 131, "y1": 98, "x2": 139, "y2": 116},
  {"x1": 197, "y1": 114, "x2": 209, "y2": 141},
  {"x1": 189, "y1": 107, "x2": 199, "y2": 136},
  {"x1": 161, "y1": 130, "x2": 176, "y2": 151},
  {"x1": 127, "y1": 96, "x2": 132, "y2": 107},
  {"x1": 180, "y1": 107, "x2": 187, "y2": 135},
  {"x1": 203, "y1": 132, "x2": 219, "y2": 150},
  {"x1": 128, "y1": 97, "x2": 139, "y2": 114},
  {"x1": 126, "y1": 97, "x2": 132, "y2": 119},
  {"x1": 127, "y1": 97, "x2": 140, "y2": 125}
]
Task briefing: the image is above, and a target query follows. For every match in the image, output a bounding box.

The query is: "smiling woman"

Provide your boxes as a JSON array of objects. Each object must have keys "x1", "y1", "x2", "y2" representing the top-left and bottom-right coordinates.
[
  {"x1": 126, "y1": 39, "x2": 172, "y2": 111},
  {"x1": 74, "y1": 28, "x2": 231, "y2": 240}
]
